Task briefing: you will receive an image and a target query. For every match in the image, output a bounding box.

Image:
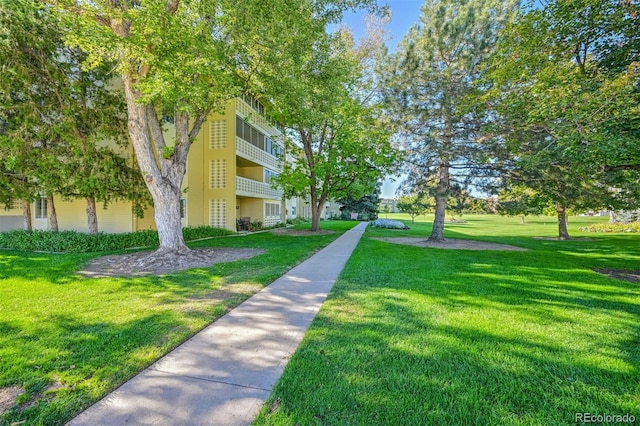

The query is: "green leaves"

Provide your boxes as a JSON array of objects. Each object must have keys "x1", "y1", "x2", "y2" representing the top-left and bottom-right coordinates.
[
  {"x1": 380, "y1": 0, "x2": 516, "y2": 239},
  {"x1": 270, "y1": 23, "x2": 397, "y2": 230},
  {"x1": 489, "y1": 0, "x2": 640, "y2": 218}
]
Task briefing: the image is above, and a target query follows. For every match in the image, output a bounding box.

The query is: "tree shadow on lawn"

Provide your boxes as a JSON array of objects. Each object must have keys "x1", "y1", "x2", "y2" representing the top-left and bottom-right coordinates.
[
  {"x1": 438, "y1": 227, "x2": 640, "y2": 271},
  {"x1": 271, "y1": 274, "x2": 640, "y2": 425},
  {"x1": 0, "y1": 251, "x2": 93, "y2": 283},
  {"x1": 0, "y1": 310, "x2": 189, "y2": 425},
  {"x1": 279, "y1": 236, "x2": 640, "y2": 423}
]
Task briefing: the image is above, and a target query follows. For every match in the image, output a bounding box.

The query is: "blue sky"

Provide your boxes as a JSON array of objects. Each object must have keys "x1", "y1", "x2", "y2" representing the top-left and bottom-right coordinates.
[
  {"x1": 341, "y1": 0, "x2": 424, "y2": 49},
  {"x1": 341, "y1": 1, "x2": 425, "y2": 198}
]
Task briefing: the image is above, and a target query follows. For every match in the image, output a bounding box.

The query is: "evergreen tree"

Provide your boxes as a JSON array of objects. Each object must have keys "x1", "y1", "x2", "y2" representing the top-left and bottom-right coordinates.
[
  {"x1": 380, "y1": 0, "x2": 517, "y2": 241},
  {"x1": 338, "y1": 182, "x2": 382, "y2": 221}
]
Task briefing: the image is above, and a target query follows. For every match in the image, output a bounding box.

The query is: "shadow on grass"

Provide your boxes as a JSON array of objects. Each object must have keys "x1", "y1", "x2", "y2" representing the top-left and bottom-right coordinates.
[
  {"x1": 0, "y1": 310, "x2": 185, "y2": 426},
  {"x1": 0, "y1": 227, "x2": 350, "y2": 425},
  {"x1": 259, "y1": 235, "x2": 640, "y2": 425}
]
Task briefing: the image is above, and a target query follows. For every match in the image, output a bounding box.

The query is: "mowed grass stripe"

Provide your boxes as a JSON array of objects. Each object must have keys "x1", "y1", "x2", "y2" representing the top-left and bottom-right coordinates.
[
  {"x1": 0, "y1": 220, "x2": 356, "y2": 426},
  {"x1": 255, "y1": 215, "x2": 640, "y2": 426}
]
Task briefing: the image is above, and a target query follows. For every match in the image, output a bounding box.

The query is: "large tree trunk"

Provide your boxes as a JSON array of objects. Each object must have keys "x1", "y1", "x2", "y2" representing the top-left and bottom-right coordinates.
[
  {"x1": 47, "y1": 195, "x2": 59, "y2": 232},
  {"x1": 557, "y1": 204, "x2": 570, "y2": 240},
  {"x1": 121, "y1": 74, "x2": 188, "y2": 254},
  {"x1": 310, "y1": 205, "x2": 323, "y2": 232},
  {"x1": 86, "y1": 196, "x2": 98, "y2": 234},
  {"x1": 22, "y1": 200, "x2": 32, "y2": 231},
  {"x1": 429, "y1": 162, "x2": 449, "y2": 242},
  {"x1": 152, "y1": 184, "x2": 185, "y2": 251}
]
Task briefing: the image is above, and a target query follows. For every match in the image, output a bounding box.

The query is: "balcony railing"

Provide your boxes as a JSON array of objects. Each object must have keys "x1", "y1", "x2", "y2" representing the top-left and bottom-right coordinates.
[
  {"x1": 236, "y1": 98, "x2": 282, "y2": 136},
  {"x1": 236, "y1": 176, "x2": 283, "y2": 200},
  {"x1": 235, "y1": 137, "x2": 281, "y2": 171}
]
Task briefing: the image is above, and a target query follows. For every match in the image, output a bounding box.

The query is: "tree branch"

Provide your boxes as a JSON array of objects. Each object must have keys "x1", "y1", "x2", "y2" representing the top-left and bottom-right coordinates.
[{"x1": 166, "y1": 0, "x2": 180, "y2": 14}]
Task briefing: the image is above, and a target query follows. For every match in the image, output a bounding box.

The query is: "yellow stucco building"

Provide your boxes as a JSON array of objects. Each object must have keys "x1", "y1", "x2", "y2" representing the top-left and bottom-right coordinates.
[{"x1": 0, "y1": 95, "x2": 286, "y2": 233}]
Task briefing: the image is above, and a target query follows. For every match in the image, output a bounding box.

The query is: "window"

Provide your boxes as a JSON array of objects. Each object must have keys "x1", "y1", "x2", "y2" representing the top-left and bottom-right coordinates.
[
  {"x1": 265, "y1": 137, "x2": 272, "y2": 155},
  {"x1": 236, "y1": 116, "x2": 243, "y2": 139},
  {"x1": 265, "y1": 202, "x2": 280, "y2": 217},
  {"x1": 235, "y1": 115, "x2": 280, "y2": 158},
  {"x1": 244, "y1": 121, "x2": 251, "y2": 143},
  {"x1": 264, "y1": 169, "x2": 278, "y2": 184},
  {"x1": 34, "y1": 197, "x2": 47, "y2": 219},
  {"x1": 180, "y1": 199, "x2": 186, "y2": 219}
]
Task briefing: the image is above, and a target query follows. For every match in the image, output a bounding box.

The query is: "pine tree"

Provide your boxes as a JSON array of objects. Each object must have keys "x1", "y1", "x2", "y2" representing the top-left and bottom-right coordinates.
[{"x1": 380, "y1": 0, "x2": 516, "y2": 241}]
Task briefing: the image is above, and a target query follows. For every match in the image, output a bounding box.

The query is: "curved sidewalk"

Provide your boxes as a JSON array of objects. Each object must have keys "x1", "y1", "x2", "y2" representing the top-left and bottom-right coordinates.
[{"x1": 69, "y1": 222, "x2": 368, "y2": 426}]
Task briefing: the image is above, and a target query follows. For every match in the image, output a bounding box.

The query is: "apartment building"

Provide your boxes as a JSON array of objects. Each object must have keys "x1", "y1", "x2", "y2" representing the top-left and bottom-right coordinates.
[{"x1": 0, "y1": 95, "x2": 286, "y2": 233}]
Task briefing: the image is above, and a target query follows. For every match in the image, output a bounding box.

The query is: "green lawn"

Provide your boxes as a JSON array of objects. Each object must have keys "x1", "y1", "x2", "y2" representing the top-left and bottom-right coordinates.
[
  {"x1": 254, "y1": 214, "x2": 640, "y2": 425},
  {"x1": 0, "y1": 220, "x2": 356, "y2": 426}
]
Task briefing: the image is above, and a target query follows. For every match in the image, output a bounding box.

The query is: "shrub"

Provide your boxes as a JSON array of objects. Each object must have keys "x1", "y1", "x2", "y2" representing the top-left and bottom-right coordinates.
[
  {"x1": 579, "y1": 222, "x2": 640, "y2": 233},
  {"x1": 182, "y1": 225, "x2": 233, "y2": 241},
  {"x1": 287, "y1": 218, "x2": 309, "y2": 225},
  {"x1": 369, "y1": 219, "x2": 409, "y2": 229},
  {"x1": 249, "y1": 220, "x2": 263, "y2": 232},
  {"x1": 0, "y1": 226, "x2": 232, "y2": 253}
]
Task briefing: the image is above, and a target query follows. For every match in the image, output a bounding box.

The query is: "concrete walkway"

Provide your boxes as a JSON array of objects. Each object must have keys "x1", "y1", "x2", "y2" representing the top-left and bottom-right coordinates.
[{"x1": 69, "y1": 222, "x2": 367, "y2": 426}]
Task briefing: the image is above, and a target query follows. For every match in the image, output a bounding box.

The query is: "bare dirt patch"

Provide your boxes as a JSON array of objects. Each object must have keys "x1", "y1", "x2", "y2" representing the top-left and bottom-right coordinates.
[
  {"x1": 270, "y1": 228, "x2": 336, "y2": 237},
  {"x1": 0, "y1": 386, "x2": 23, "y2": 415},
  {"x1": 373, "y1": 237, "x2": 527, "y2": 251},
  {"x1": 78, "y1": 248, "x2": 265, "y2": 278},
  {"x1": 595, "y1": 269, "x2": 640, "y2": 283}
]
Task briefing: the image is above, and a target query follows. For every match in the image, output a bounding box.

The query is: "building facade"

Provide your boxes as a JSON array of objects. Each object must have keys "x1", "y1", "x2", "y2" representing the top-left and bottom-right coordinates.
[{"x1": 0, "y1": 95, "x2": 286, "y2": 233}]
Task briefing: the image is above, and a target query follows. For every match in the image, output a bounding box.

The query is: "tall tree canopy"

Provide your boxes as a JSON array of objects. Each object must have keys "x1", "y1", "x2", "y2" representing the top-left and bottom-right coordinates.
[
  {"x1": 270, "y1": 28, "x2": 398, "y2": 231},
  {"x1": 380, "y1": 0, "x2": 517, "y2": 241},
  {"x1": 48, "y1": 0, "x2": 377, "y2": 251},
  {"x1": 0, "y1": 0, "x2": 147, "y2": 233},
  {"x1": 489, "y1": 0, "x2": 640, "y2": 238}
]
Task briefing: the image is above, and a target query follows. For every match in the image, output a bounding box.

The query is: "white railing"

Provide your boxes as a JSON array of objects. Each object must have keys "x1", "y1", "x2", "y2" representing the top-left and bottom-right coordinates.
[
  {"x1": 235, "y1": 176, "x2": 283, "y2": 200},
  {"x1": 235, "y1": 98, "x2": 282, "y2": 137},
  {"x1": 235, "y1": 137, "x2": 281, "y2": 171}
]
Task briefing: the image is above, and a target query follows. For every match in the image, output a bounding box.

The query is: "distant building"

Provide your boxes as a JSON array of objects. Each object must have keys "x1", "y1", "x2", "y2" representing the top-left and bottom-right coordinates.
[{"x1": 379, "y1": 198, "x2": 399, "y2": 213}]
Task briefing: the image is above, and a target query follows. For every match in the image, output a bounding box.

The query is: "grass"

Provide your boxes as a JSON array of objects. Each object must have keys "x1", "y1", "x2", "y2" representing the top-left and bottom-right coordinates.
[
  {"x1": 0, "y1": 220, "x2": 357, "y2": 426},
  {"x1": 254, "y1": 214, "x2": 640, "y2": 425}
]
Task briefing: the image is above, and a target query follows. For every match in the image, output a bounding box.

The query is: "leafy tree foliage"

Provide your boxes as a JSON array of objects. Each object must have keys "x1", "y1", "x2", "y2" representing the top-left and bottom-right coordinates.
[
  {"x1": 497, "y1": 185, "x2": 547, "y2": 223},
  {"x1": 271, "y1": 29, "x2": 398, "y2": 231},
  {"x1": 397, "y1": 193, "x2": 430, "y2": 224},
  {"x1": 0, "y1": 0, "x2": 148, "y2": 234},
  {"x1": 489, "y1": 0, "x2": 640, "y2": 238},
  {"x1": 49, "y1": 0, "x2": 379, "y2": 248},
  {"x1": 380, "y1": 0, "x2": 517, "y2": 241}
]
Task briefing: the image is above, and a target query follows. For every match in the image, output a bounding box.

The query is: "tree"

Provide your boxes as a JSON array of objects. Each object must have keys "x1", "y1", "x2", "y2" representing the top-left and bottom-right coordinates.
[
  {"x1": 380, "y1": 0, "x2": 517, "y2": 241},
  {"x1": 271, "y1": 29, "x2": 398, "y2": 232},
  {"x1": 338, "y1": 182, "x2": 382, "y2": 221},
  {"x1": 0, "y1": 0, "x2": 148, "y2": 234},
  {"x1": 50, "y1": 0, "x2": 376, "y2": 251},
  {"x1": 397, "y1": 193, "x2": 430, "y2": 224},
  {"x1": 489, "y1": 0, "x2": 640, "y2": 238},
  {"x1": 497, "y1": 185, "x2": 546, "y2": 223}
]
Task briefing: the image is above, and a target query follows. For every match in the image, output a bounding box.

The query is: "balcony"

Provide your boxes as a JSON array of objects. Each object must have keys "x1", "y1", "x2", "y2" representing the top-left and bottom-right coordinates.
[
  {"x1": 236, "y1": 98, "x2": 282, "y2": 136},
  {"x1": 235, "y1": 137, "x2": 281, "y2": 171},
  {"x1": 236, "y1": 176, "x2": 283, "y2": 200}
]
